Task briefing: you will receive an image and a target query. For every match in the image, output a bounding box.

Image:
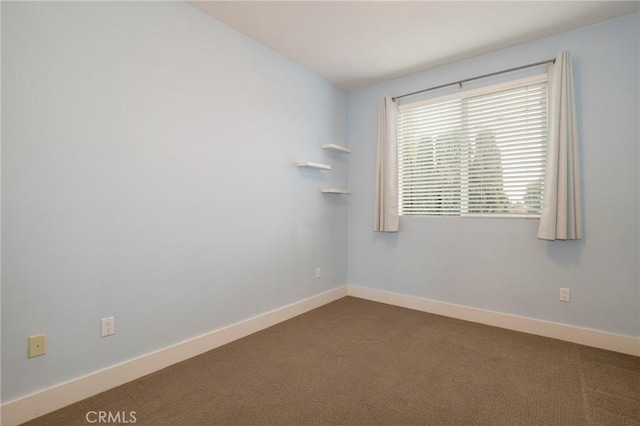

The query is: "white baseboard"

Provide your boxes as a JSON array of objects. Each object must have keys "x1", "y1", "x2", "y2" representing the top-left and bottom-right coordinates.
[
  {"x1": 3, "y1": 284, "x2": 637, "y2": 425},
  {"x1": 0, "y1": 286, "x2": 348, "y2": 426},
  {"x1": 347, "y1": 285, "x2": 640, "y2": 357}
]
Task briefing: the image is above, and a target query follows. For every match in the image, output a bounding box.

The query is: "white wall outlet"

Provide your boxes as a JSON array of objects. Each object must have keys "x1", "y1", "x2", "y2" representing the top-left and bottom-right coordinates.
[
  {"x1": 316, "y1": 267, "x2": 321, "y2": 279},
  {"x1": 28, "y1": 334, "x2": 47, "y2": 358},
  {"x1": 101, "y1": 316, "x2": 115, "y2": 337},
  {"x1": 559, "y1": 288, "x2": 571, "y2": 302}
]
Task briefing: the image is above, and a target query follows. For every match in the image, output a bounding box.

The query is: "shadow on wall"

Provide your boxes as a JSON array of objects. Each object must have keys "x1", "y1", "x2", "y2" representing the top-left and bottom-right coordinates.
[
  {"x1": 297, "y1": 167, "x2": 330, "y2": 182},
  {"x1": 544, "y1": 237, "x2": 585, "y2": 266},
  {"x1": 321, "y1": 193, "x2": 349, "y2": 208},
  {"x1": 373, "y1": 230, "x2": 399, "y2": 249}
]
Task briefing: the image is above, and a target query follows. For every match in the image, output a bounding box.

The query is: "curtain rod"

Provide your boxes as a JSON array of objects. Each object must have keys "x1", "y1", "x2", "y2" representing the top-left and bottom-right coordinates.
[{"x1": 392, "y1": 58, "x2": 556, "y2": 102}]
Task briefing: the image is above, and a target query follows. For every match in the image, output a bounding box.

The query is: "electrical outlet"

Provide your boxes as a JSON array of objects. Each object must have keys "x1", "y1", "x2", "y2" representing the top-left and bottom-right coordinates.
[
  {"x1": 28, "y1": 334, "x2": 47, "y2": 358},
  {"x1": 316, "y1": 267, "x2": 321, "y2": 279},
  {"x1": 559, "y1": 288, "x2": 571, "y2": 302},
  {"x1": 101, "y1": 316, "x2": 115, "y2": 337}
]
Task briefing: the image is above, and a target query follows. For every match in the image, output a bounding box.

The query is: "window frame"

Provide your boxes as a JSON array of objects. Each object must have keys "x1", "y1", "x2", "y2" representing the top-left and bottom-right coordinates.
[{"x1": 398, "y1": 73, "x2": 549, "y2": 219}]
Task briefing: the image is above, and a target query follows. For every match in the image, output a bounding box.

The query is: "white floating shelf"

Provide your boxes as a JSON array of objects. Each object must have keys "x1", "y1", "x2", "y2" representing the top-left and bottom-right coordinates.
[
  {"x1": 297, "y1": 161, "x2": 331, "y2": 170},
  {"x1": 321, "y1": 144, "x2": 351, "y2": 154},
  {"x1": 321, "y1": 189, "x2": 351, "y2": 194}
]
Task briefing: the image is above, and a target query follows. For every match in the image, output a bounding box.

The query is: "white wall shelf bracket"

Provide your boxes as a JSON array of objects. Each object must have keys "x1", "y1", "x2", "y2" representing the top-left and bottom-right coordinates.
[
  {"x1": 321, "y1": 144, "x2": 350, "y2": 154},
  {"x1": 321, "y1": 189, "x2": 350, "y2": 194},
  {"x1": 296, "y1": 161, "x2": 331, "y2": 170}
]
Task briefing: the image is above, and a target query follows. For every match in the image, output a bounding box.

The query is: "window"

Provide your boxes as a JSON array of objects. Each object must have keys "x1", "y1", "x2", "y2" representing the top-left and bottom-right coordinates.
[{"x1": 398, "y1": 75, "x2": 548, "y2": 217}]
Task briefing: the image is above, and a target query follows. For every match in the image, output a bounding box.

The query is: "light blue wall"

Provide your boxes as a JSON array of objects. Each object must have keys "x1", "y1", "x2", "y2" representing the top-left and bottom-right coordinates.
[
  {"x1": 3, "y1": 1, "x2": 638, "y2": 406},
  {"x1": 347, "y1": 14, "x2": 639, "y2": 338},
  {"x1": 1, "y1": 2, "x2": 347, "y2": 402}
]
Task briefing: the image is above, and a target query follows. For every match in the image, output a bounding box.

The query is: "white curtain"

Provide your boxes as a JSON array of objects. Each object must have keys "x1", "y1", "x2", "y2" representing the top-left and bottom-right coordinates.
[
  {"x1": 538, "y1": 51, "x2": 583, "y2": 241},
  {"x1": 374, "y1": 96, "x2": 399, "y2": 232}
]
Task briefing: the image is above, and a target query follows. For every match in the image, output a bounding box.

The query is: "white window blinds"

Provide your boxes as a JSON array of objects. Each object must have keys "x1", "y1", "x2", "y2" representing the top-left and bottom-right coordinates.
[{"x1": 398, "y1": 75, "x2": 548, "y2": 217}]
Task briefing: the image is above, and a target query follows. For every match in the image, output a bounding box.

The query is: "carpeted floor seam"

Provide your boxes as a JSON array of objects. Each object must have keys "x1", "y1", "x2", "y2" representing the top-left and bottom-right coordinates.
[{"x1": 579, "y1": 346, "x2": 595, "y2": 426}]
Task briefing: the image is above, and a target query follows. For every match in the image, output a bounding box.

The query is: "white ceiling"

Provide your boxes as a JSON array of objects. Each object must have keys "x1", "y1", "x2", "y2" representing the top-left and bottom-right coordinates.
[{"x1": 189, "y1": 1, "x2": 639, "y2": 91}]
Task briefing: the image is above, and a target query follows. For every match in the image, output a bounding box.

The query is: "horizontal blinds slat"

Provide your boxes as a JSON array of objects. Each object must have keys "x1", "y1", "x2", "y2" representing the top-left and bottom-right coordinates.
[
  {"x1": 400, "y1": 183, "x2": 543, "y2": 192},
  {"x1": 400, "y1": 90, "x2": 546, "y2": 122},
  {"x1": 400, "y1": 166, "x2": 546, "y2": 177},
  {"x1": 401, "y1": 185, "x2": 543, "y2": 193},
  {"x1": 401, "y1": 96, "x2": 546, "y2": 124},
  {"x1": 400, "y1": 182, "x2": 544, "y2": 190},
  {"x1": 399, "y1": 156, "x2": 546, "y2": 170},
  {"x1": 401, "y1": 111, "x2": 547, "y2": 135},
  {"x1": 399, "y1": 166, "x2": 546, "y2": 179},
  {"x1": 400, "y1": 171, "x2": 545, "y2": 182},
  {"x1": 401, "y1": 115, "x2": 548, "y2": 133},
  {"x1": 400, "y1": 85, "x2": 546, "y2": 115},
  {"x1": 398, "y1": 79, "x2": 547, "y2": 216},
  {"x1": 399, "y1": 140, "x2": 547, "y2": 156},
  {"x1": 400, "y1": 137, "x2": 547, "y2": 151}
]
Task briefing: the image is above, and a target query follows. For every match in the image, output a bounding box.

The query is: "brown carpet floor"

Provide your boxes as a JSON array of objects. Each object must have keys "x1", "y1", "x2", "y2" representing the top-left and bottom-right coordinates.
[{"x1": 23, "y1": 296, "x2": 640, "y2": 425}]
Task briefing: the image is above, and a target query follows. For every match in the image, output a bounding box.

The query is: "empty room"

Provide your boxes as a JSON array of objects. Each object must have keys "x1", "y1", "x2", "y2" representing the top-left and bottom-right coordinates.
[{"x1": 1, "y1": 1, "x2": 639, "y2": 425}]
